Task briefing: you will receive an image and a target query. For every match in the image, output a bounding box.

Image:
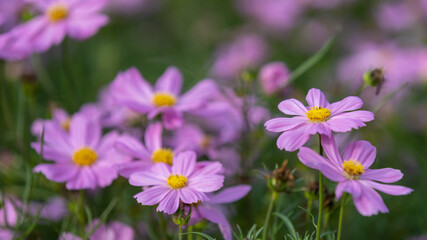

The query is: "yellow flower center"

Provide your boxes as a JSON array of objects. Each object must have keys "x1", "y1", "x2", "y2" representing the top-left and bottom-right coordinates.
[
  {"x1": 151, "y1": 148, "x2": 174, "y2": 165},
  {"x1": 305, "y1": 107, "x2": 331, "y2": 123},
  {"x1": 152, "y1": 93, "x2": 176, "y2": 107},
  {"x1": 167, "y1": 174, "x2": 187, "y2": 189},
  {"x1": 201, "y1": 136, "x2": 212, "y2": 149},
  {"x1": 61, "y1": 118, "x2": 71, "y2": 132},
  {"x1": 47, "y1": 4, "x2": 69, "y2": 22},
  {"x1": 72, "y1": 148, "x2": 98, "y2": 166},
  {"x1": 342, "y1": 159, "x2": 365, "y2": 179}
]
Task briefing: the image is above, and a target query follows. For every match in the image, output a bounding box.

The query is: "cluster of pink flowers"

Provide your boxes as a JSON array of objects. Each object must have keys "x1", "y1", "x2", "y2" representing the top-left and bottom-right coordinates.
[
  {"x1": 0, "y1": 0, "x2": 109, "y2": 60},
  {"x1": 265, "y1": 88, "x2": 412, "y2": 216},
  {"x1": 30, "y1": 66, "x2": 255, "y2": 239}
]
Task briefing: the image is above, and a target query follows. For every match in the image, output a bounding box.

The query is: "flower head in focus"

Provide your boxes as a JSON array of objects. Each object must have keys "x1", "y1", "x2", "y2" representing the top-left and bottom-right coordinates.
[
  {"x1": 129, "y1": 151, "x2": 224, "y2": 214},
  {"x1": 298, "y1": 135, "x2": 413, "y2": 216},
  {"x1": 0, "y1": 0, "x2": 109, "y2": 60},
  {"x1": 32, "y1": 113, "x2": 128, "y2": 190},
  {"x1": 110, "y1": 66, "x2": 218, "y2": 129},
  {"x1": 265, "y1": 88, "x2": 374, "y2": 151}
]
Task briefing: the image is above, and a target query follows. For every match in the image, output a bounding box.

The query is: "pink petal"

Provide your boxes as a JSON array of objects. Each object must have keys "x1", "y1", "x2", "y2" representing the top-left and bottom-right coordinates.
[
  {"x1": 178, "y1": 187, "x2": 207, "y2": 204},
  {"x1": 172, "y1": 151, "x2": 196, "y2": 176},
  {"x1": 362, "y1": 180, "x2": 413, "y2": 196},
  {"x1": 65, "y1": 167, "x2": 98, "y2": 190},
  {"x1": 264, "y1": 117, "x2": 306, "y2": 132},
  {"x1": 162, "y1": 109, "x2": 184, "y2": 130},
  {"x1": 118, "y1": 161, "x2": 153, "y2": 178},
  {"x1": 326, "y1": 116, "x2": 367, "y2": 133},
  {"x1": 188, "y1": 175, "x2": 224, "y2": 192},
  {"x1": 154, "y1": 66, "x2": 183, "y2": 95},
  {"x1": 208, "y1": 185, "x2": 251, "y2": 204},
  {"x1": 31, "y1": 142, "x2": 70, "y2": 162},
  {"x1": 66, "y1": 13, "x2": 109, "y2": 40},
  {"x1": 342, "y1": 140, "x2": 376, "y2": 168},
  {"x1": 109, "y1": 221, "x2": 134, "y2": 240},
  {"x1": 33, "y1": 163, "x2": 78, "y2": 183},
  {"x1": 277, "y1": 98, "x2": 307, "y2": 116},
  {"x1": 129, "y1": 164, "x2": 170, "y2": 187},
  {"x1": 297, "y1": 147, "x2": 345, "y2": 182},
  {"x1": 69, "y1": 114, "x2": 100, "y2": 150},
  {"x1": 144, "y1": 123, "x2": 163, "y2": 152},
  {"x1": 190, "y1": 162, "x2": 223, "y2": 179},
  {"x1": 134, "y1": 186, "x2": 170, "y2": 205},
  {"x1": 157, "y1": 190, "x2": 179, "y2": 214},
  {"x1": 32, "y1": 21, "x2": 66, "y2": 52},
  {"x1": 352, "y1": 183, "x2": 388, "y2": 216},
  {"x1": 305, "y1": 88, "x2": 329, "y2": 108},
  {"x1": 177, "y1": 79, "x2": 218, "y2": 111},
  {"x1": 91, "y1": 164, "x2": 118, "y2": 188},
  {"x1": 198, "y1": 206, "x2": 232, "y2": 240},
  {"x1": 320, "y1": 134, "x2": 343, "y2": 167},
  {"x1": 276, "y1": 124, "x2": 316, "y2": 151},
  {"x1": 360, "y1": 168, "x2": 403, "y2": 183},
  {"x1": 115, "y1": 134, "x2": 151, "y2": 160},
  {"x1": 328, "y1": 96, "x2": 363, "y2": 116},
  {"x1": 335, "y1": 180, "x2": 362, "y2": 199}
]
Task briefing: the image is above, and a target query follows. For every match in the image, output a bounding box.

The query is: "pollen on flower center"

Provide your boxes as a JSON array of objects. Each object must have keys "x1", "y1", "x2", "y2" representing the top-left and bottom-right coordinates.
[
  {"x1": 167, "y1": 174, "x2": 187, "y2": 189},
  {"x1": 47, "y1": 4, "x2": 69, "y2": 22},
  {"x1": 306, "y1": 106, "x2": 331, "y2": 122},
  {"x1": 152, "y1": 93, "x2": 176, "y2": 107},
  {"x1": 342, "y1": 159, "x2": 365, "y2": 179},
  {"x1": 61, "y1": 118, "x2": 71, "y2": 132},
  {"x1": 72, "y1": 148, "x2": 98, "y2": 166},
  {"x1": 152, "y1": 148, "x2": 174, "y2": 165}
]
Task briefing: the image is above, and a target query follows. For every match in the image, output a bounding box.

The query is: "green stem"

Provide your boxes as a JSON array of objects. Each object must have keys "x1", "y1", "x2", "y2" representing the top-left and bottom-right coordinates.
[
  {"x1": 262, "y1": 190, "x2": 278, "y2": 240},
  {"x1": 316, "y1": 134, "x2": 324, "y2": 240},
  {"x1": 158, "y1": 212, "x2": 170, "y2": 240},
  {"x1": 188, "y1": 225, "x2": 193, "y2": 240},
  {"x1": 337, "y1": 193, "x2": 347, "y2": 240},
  {"x1": 178, "y1": 224, "x2": 183, "y2": 240}
]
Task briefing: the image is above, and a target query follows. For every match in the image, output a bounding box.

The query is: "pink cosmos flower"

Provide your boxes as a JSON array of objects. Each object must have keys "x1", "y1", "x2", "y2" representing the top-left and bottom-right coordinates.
[
  {"x1": 258, "y1": 61, "x2": 290, "y2": 95},
  {"x1": 210, "y1": 34, "x2": 268, "y2": 80},
  {"x1": 265, "y1": 88, "x2": 374, "y2": 151},
  {"x1": 189, "y1": 185, "x2": 251, "y2": 240},
  {"x1": 0, "y1": 195, "x2": 19, "y2": 240},
  {"x1": 32, "y1": 113, "x2": 128, "y2": 190},
  {"x1": 115, "y1": 122, "x2": 184, "y2": 178},
  {"x1": 298, "y1": 135, "x2": 413, "y2": 216},
  {"x1": 110, "y1": 66, "x2": 218, "y2": 129},
  {"x1": 59, "y1": 219, "x2": 134, "y2": 240},
  {"x1": 28, "y1": 197, "x2": 68, "y2": 221},
  {"x1": 129, "y1": 151, "x2": 224, "y2": 214},
  {"x1": 0, "y1": 0, "x2": 109, "y2": 60}
]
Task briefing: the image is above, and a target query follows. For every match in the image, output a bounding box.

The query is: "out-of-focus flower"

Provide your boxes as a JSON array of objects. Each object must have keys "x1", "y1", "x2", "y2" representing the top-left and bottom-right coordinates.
[
  {"x1": 375, "y1": 2, "x2": 418, "y2": 32},
  {"x1": 0, "y1": 0, "x2": 27, "y2": 31},
  {"x1": 59, "y1": 219, "x2": 134, "y2": 240},
  {"x1": 258, "y1": 62, "x2": 290, "y2": 95},
  {"x1": 265, "y1": 88, "x2": 374, "y2": 151},
  {"x1": 28, "y1": 197, "x2": 68, "y2": 221},
  {"x1": 0, "y1": 0, "x2": 109, "y2": 60},
  {"x1": 298, "y1": 135, "x2": 413, "y2": 216},
  {"x1": 129, "y1": 151, "x2": 224, "y2": 214},
  {"x1": 189, "y1": 185, "x2": 251, "y2": 240},
  {"x1": 338, "y1": 42, "x2": 426, "y2": 92},
  {"x1": 110, "y1": 66, "x2": 218, "y2": 129},
  {"x1": 31, "y1": 108, "x2": 71, "y2": 137},
  {"x1": 210, "y1": 34, "x2": 268, "y2": 80},
  {"x1": 115, "y1": 122, "x2": 184, "y2": 178},
  {"x1": 0, "y1": 195, "x2": 19, "y2": 240},
  {"x1": 235, "y1": 0, "x2": 302, "y2": 31},
  {"x1": 32, "y1": 113, "x2": 128, "y2": 190}
]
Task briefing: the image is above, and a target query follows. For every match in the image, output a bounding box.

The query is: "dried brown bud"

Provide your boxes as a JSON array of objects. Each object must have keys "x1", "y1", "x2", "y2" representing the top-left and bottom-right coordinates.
[
  {"x1": 271, "y1": 160, "x2": 296, "y2": 192},
  {"x1": 363, "y1": 68, "x2": 385, "y2": 95}
]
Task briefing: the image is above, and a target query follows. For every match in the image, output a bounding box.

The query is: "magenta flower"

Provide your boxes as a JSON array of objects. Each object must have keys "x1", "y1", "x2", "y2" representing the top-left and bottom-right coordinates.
[
  {"x1": 258, "y1": 61, "x2": 290, "y2": 95},
  {"x1": 210, "y1": 34, "x2": 268, "y2": 80},
  {"x1": 28, "y1": 197, "x2": 68, "y2": 221},
  {"x1": 115, "y1": 122, "x2": 184, "y2": 178},
  {"x1": 32, "y1": 113, "x2": 128, "y2": 190},
  {"x1": 0, "y1": 0, "x2": 109, "y2": 60},
  {"x1": 110, "y1": 66, "x2": 218, "y2": 129},
  {"x1": 59, "y1": 219, "x2": 134, "y2": 240},
  {"x1": 265, "y1": 88, "x2": 374, "y2": 151},
  {"x1": 31, "y1": 108, "x2": 71, "y2": 137},
  {"x1": 298, "y1": 135, "x2": 413, "y2": 216},
  {"x1": 189, "y1": 185, "x2": 251, "y2": 240},
  {"x1": 129, "y1": 151, "x2": 224, "y2": 214}
]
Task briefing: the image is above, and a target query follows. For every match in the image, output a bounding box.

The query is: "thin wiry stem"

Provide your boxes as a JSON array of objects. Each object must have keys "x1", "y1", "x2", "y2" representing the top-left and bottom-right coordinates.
[
  {"x1": 262, "y1": 190, "x2": 278, "y2": 240},
  {"x1": 316, "y1": 134, "x2": 324, "y2": 240},
  {"x1": 337, "y1": 193, "x2": 347, "y2": 240}
]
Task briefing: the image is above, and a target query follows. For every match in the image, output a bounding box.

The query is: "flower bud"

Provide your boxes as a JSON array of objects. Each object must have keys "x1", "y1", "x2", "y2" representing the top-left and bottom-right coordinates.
[{"x1": 258, "y1": 62, "x2": 290, "y2": 95}]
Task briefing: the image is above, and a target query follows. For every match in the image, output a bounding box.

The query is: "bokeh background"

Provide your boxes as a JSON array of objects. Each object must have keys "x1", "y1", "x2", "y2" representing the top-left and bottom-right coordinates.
[{"x1": 1, "y1": 0, "x2": 427, "y2": 239}]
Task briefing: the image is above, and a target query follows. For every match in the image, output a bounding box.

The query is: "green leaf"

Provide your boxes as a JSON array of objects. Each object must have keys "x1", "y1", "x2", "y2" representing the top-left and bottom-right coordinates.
[
  {"x1": 181, "y1": 232, "x2": 216, "y2": 240},
  {"x1": 274, "y1": 212, "x2": 297, "y2": 239}
]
